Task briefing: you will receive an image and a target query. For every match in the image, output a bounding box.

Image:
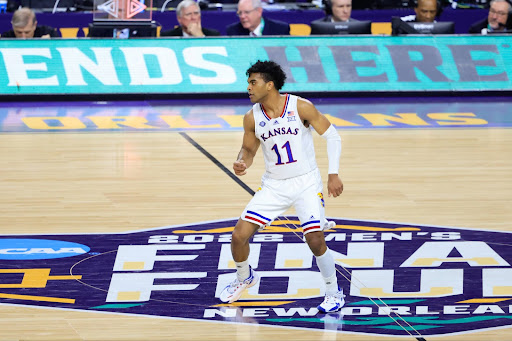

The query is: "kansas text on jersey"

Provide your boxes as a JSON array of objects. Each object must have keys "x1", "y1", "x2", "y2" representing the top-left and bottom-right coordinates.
[{"x1": 253, "y1": 94, "x2": 318, "y2": 180}]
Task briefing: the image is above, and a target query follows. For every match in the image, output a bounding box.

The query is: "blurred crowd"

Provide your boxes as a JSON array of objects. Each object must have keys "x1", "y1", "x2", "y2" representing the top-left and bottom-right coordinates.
[{"x1": 1, "y1": 0, "x2": 510, "y2": 38}]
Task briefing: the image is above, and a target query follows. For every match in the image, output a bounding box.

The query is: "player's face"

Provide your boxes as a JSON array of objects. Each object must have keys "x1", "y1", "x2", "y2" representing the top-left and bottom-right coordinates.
[
  {"x1": 331, "y1": 0, "x2": 352, "y2": 22},
  {"x1": 13, "y1": 21, "x2": 37, "y2": 38},
  {"x1": 247, "y1": 73, "x2": 270, "y2": 103},
  {"x1": 488, "y1": 1, "x2": 510, "y2": 30},
  {"x1": 177, "y1": 4, "x2": 201, "y2": 28},
  {"x1": 415, "y1": 0, "x2": 437, "y2": 23}
]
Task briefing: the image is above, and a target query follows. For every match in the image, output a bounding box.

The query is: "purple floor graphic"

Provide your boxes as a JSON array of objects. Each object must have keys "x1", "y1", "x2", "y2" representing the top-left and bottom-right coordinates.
[
  {"x1": 1, "y1": 97, "x2": 511, "y2": 132},
  {"x1": 2, "y1": 217, "x2": 512, "y2": 338}
]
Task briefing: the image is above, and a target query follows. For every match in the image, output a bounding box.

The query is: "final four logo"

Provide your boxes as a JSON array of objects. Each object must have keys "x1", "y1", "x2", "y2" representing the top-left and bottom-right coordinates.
[{"x1": 1, "y1": 217, "x2": 512, "y2": 338}]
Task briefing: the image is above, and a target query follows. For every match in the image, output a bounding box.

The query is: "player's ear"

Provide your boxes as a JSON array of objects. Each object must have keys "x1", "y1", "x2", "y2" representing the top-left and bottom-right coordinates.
[{"x1": 267, "y1": 81, "x2": 274, "y2": 90}]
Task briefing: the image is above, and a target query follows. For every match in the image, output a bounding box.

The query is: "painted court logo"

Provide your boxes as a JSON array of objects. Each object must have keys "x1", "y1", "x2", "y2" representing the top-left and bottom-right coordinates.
[
  {"x1": 1, "y1": 217, "x2": 512, "y2": 338},
  {"x1": 0, "y1": 239, "x2": 89, "y2": 260}
]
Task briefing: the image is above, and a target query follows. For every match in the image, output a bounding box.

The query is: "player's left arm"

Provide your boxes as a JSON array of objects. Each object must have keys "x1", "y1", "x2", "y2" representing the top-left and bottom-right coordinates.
[{"x1": 297, "y1": 98, "x2": 343, "y2": 198}]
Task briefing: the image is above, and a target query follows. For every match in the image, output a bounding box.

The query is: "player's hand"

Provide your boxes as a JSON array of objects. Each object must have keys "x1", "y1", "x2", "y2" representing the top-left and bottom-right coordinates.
[
  {"x1": 327, "y1": 174, "x2": 343, "y2": 198},
  {"x1": 233, "y1": 159, "x2": 247, "y2": 176}
]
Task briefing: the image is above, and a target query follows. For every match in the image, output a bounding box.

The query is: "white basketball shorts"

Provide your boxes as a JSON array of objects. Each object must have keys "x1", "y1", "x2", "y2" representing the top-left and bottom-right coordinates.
[{"x1": 241, "y1": 168, "x2": 326, "y2": 236}]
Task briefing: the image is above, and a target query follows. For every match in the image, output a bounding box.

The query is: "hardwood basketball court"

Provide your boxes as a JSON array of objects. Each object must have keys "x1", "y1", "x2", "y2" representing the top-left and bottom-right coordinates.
[{"x1": 0, "y1": 97, "x2": 511, "y2": 340}]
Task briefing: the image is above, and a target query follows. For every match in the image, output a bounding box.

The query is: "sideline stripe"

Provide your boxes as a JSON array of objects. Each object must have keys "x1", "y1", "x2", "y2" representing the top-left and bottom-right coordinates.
[
  {"x1": 179, "y1": 132, "x2": 255, "y2": 196},
  {"x1": 0, "y1": 293, "x2": 75, "y2": 303},
  {"x1": 457, "y1": 298, "x2": 512, "y2": 303},
  {"x1": 91, "y1": 303, "x2": 144, "y2": 309},
  {"x1": 213, "y1": 301, "x2": 294, "y2": 307}
]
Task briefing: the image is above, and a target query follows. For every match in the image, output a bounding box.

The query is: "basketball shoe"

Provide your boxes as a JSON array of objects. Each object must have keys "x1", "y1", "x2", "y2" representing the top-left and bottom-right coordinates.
[
  {"x1": 323, "y1": 220, "x2": 336, "y2": 231},
  {"x1": 219, "y1": 267, "x2": 259, "y2": 303},
  {"x1": 317, "y1": 287, "x2": 345, "y2": 313}
]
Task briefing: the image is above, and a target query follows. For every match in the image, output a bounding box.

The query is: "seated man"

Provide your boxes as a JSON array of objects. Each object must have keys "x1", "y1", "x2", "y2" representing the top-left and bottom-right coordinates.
[
  {"x1": 1, "y1": 7, "x2": 59, "y2": 38},
  {"x1": 226, "y1": 0, "x2": 290, "y2": 36},
  {"x1": 399, "y1": 0, "x2": 438, "y2": 24},
  {"x1": 161, "y1": 0, "x2": 220, "y2": 37},
  {"x1": 391, "y1": 0, "x2": 439, "y2": 35},
  {"x1": 313, "y1": 0, "x2": 356, "y2": 24},
  {"x1": 469, "y1": 0, "x2": 511, "y2": 34}
]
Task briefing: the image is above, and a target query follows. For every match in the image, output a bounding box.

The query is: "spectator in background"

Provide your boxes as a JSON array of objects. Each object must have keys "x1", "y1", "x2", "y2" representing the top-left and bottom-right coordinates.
[
  {"x1": 313, "y1": 0, "x2": 356, "y2": 23},
  {"x1": 469, "y1": 0, "x2": 511, "y2": 34},
  {"x1": 1, "y1": 7, "x2": 58, "y2": 38},
  {"x1": 161, "y1": 0, "x2": 220, "y2": 37},
  {"x1": 226, "y1": 0, "x2": 289, "y2": 36},
  {"x1": 401, "y1": 0, "x2": 438, "y2": 23}
]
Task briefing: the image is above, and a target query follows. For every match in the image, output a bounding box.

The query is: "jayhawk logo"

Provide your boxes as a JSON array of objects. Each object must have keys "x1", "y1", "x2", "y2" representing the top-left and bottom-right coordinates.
[{"x1": 317, "y1": 192, "x2": 325, "y2": 207}]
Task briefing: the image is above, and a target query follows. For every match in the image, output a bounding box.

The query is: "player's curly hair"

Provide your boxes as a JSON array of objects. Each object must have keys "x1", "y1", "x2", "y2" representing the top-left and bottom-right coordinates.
[{"x1": 246, "y1": 60, "x2": 287, "y2": 91}]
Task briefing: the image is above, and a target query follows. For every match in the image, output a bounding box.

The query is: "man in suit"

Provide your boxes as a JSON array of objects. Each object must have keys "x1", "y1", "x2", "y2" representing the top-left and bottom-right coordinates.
[
  {"x1": 1, "y1": 7, "x2": 58, "y2": 38},
  {"x1": 391, "y1": 0, "x2": 439, "y2": 35},
  {"x1": 469, "y1": 0, "x2": 511, "y2": 34},
  {"x1": 313, "y1": 0, "x2": 355, "y2": 23},
  {"x1": 401, "y1": 0, "x2": 438, "y2": 24},
  {"x1": 226, "y1": 0, "x2": 290, "y2": 36},
  {"x1": 161, "y1": 0, "x2": 220, "y2": 37}
]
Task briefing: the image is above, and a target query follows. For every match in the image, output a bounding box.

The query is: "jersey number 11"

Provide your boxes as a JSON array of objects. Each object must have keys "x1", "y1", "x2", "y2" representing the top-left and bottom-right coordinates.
[{"x1": 271, "y1": 141, "x2": 297, "y2": 165}]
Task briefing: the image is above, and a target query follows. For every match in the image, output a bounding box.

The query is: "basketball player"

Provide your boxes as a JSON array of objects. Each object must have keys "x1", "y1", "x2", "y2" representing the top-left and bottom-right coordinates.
[{"x1": 219, "y1": 60, "x2": 345, "y2": 313}]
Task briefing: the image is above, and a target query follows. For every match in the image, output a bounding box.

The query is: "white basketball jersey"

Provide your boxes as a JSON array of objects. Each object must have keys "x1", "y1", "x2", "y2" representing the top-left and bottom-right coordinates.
[{"x1": 253, "y1": 94, "x2": 317, "y2": 180}]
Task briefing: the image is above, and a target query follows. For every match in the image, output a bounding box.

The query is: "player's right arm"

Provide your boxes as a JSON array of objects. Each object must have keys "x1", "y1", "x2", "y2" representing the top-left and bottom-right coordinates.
[{"x1": 233, "y1": 110, "x2": 260, "y2": 176}]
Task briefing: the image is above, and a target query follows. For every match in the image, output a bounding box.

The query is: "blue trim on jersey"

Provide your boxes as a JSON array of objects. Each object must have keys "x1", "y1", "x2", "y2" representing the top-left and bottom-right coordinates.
[
  {"x1": 260, "y1": 104, "x2": 271, "y2": 121},
  {"x1": 246, "y1": 210, "x2": 271, "y2": 222},
  {"x1": 260, "y1": 94, "x2": 290, "y2": 121},
  {"x1": 280, "y1": 94, "x2": 289, "y2": 118},
  {"x1": 301, "y1": 220, "x2": 321, "y2": 227}
]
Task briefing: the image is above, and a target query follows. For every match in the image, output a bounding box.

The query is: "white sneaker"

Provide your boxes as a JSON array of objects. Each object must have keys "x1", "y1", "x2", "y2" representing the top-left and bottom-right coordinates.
[
  {"x1": 317, "y1": 288, "x2": 345, "y2": 313},
  {"x1": 219, "y1": 268, "x2": 259, "y2": 303},
  {"x1": 323, "y1": 220, "x2": 336, "y2": 231}
]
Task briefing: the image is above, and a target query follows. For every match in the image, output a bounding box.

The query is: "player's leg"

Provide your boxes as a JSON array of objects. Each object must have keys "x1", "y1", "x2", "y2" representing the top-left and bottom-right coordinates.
[
  {"x1": 303, "y1": 229, "x2": 345, "y2": 314},
  {"x1": 220, "y1": 180, "x2": 290, "y2": 303},
  {"x1": 305, "y1": 231, "x2": 345, "y2": 313},
  {"x1": 295, "y1": 171, "x2": 345, "y2": 313},
  {"x1": 219, "y1": 218, "x2": 260, "y2": 303},
  {"x1": 231, "y1": 218, "x2": 259, "y2": 286},
  {"x1": 231, "y1": 218, "x2": 259, "y2": 263}
]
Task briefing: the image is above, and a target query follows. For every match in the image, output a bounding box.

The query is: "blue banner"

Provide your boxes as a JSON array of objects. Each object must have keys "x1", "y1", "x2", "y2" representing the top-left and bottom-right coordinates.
[{"x1": 0, "y1": 35, "x2": 511, "y2": 94}]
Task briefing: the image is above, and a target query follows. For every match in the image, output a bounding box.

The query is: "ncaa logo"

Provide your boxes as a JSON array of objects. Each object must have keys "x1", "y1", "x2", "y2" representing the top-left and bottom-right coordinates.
[{"x1": 0, "y1": 239, "x2": 90, "y2": 260}]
